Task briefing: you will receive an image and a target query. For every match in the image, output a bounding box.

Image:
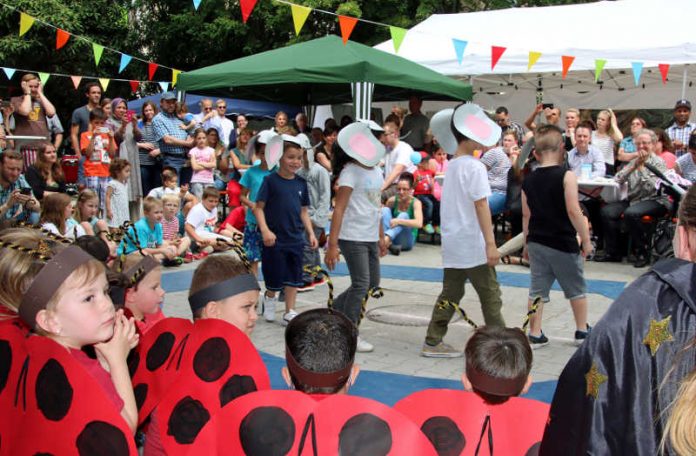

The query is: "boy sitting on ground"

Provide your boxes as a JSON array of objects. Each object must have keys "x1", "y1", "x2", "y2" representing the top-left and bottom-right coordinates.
[
  {"x1": 282, "y1": 308, "x2": 359, "y2": 397},
  {"x1": 185, "y1": 186, "x2": 241, "y2": 253}
]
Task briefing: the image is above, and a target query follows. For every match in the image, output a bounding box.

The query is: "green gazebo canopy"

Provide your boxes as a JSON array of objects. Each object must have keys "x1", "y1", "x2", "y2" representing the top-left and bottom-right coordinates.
[{"x1": 177, "y1": 35, "x2": 472, "y2": 106}]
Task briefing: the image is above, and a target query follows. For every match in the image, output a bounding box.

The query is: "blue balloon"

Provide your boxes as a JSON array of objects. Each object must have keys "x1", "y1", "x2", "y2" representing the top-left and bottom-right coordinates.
[{"x1": 410, "y1": 151, "x2": 422, "y2": 165}]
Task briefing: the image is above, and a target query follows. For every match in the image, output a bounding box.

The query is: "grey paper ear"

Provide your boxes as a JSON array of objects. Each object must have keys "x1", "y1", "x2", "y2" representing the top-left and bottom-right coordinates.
[
  {"x1": 451, "y1": 104, "x2": 501, "y2": 147},
  {"x1": 296, "y1": 133, "x2": 314, "y2": 167},
  {"x1": 430, "y1": 108, "x2": 457, "y2": 154},
  {"x1": 337, "y1": 122, "x2": 386, "y2": 168}
]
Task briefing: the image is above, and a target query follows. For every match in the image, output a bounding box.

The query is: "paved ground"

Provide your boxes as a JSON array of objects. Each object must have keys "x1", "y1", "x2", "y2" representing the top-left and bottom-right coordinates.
[{"x1": 160, "y1": 241, "x2": 645, "y2": 392}]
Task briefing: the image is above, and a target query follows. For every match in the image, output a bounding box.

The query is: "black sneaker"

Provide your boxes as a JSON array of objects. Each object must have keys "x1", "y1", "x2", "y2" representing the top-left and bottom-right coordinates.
[
  {"x1": 297, "y1": 281, "x2": 316, "y2": 292},
  {"x1": 528, "y1": 332, "x2": 549, "y2": 349},
  {"x1": 574, "y1": 325, "x2": 592, "y2": 346},
  {"x1": 388, "y1": 244, "x2": 402, "y2": 256}
]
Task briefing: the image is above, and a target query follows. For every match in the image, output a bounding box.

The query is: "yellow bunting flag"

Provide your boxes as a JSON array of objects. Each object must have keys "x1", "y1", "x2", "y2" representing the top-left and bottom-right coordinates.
[
  {"x1": 594, "y1": 59, "x2": 606, "y2": 82},
  {"x1": 172, "y1": 69, "x2": 181, "y2": 87},
  {"x1": 528, "y1": 51, "x2": 542, "y2": 71},
  {"x1": 70, "y1": 76, "x2": 82, "y2": 90},
  {"x1": 99, "y1": 78, "x2": 110, "y2": 92},
  {"x1": 389, "y1": 26, "x2": 407, "y2": 53},
  {"x1": 291, "y1": 4, "x2": 312, "y2": 36},
  {"x1": 38, "y1": 72, "x2": 50, "y2": 86},
  {"x1": 19, "y1": 12, "x2": 35, "y2": 37},
  {"x1": 93, "y1": 43, "x2": 104, "y2": 66}
]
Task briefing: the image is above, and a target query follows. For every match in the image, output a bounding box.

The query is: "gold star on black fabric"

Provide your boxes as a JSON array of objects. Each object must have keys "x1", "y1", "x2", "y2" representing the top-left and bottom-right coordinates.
[
  {"x1": 642, "y1": 316, "x2": 674, "y2": 356},
  {"x1": 585, "y1": 362, "x2": 608, "y2": 399}
]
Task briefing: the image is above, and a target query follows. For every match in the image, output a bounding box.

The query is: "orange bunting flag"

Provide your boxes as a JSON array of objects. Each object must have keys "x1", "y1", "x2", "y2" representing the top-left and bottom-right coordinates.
[
  {"x1": 70, "y1": 76, "x2": 82, "y2": 90},
  {"x1": 528, "y1": 51, "x2": 542, "y2": 71},
  {"x1": 338, "y1": 15, "x2": 358, "y2": 45},
  {"x1": 19, "y1": 13, "x2": 35, "y2": 37},
  {"x1": 491, "y1": 46, "x2": 506, "y2": 71},
  {"x1": 240, "y1": 0, "x2": 258, "y2": 23},
  {"x1": 56, "y1": 29, "x2": 70, "y2": 50},
  {"x1": 658, "y1": 64, "x2": 670, "y2": 84},
  {"x1": 561, "y1": 55, "x2": 575, "y2": 79},
  {"x1": 129, "y1": 80, "x2": 140, "y2": 93},
  {"x1": 148, "y1": 63, "x2": 158, "y2": 81}
]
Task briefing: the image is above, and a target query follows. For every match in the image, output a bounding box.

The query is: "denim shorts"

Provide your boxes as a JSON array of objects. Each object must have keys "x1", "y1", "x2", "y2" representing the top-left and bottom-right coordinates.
[{"x1": 528, "y1": 241, "x2": 586, "y2": 302}]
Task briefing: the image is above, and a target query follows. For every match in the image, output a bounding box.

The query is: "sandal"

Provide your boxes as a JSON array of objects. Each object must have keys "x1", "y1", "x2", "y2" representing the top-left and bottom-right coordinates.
[{"x1": 501, "y1": 255, "x2": 512, "y2": 265}]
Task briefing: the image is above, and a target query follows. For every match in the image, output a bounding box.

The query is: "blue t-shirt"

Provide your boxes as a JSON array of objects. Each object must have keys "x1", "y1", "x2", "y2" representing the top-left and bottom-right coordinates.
[
  {"x1": 256, "y1": 173, "x2": 309, "y2": 246},
  {"x1": 620, "y1": 137, "x2": 635, "y2": 153},
  {"x1": 239, "y1": 165, "x2": 272, "y2": 225},
  {"x1": 119, "y1": 217, "x2": 163, "y2": 254}
]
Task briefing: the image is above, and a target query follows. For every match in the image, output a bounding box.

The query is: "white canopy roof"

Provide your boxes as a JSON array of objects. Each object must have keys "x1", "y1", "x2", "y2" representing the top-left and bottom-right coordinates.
[{"x1": 375, "y1": 0, "x2": 696, "y2": 113}]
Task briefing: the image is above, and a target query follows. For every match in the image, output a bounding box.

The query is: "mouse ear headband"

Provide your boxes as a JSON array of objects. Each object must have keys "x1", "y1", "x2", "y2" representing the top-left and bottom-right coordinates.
[
  {"x1": 336, "y1": 121, "x2": 386, "y2": 167},
  {"x1": 246, "y1": 129, "x2": 278, "y2": 163},
  {"x1": 295, "y1": 133, "x2": 316, "y2": 167},
  {"x1": 430, "y1": 103, "x2": 501, "y2": 154}
]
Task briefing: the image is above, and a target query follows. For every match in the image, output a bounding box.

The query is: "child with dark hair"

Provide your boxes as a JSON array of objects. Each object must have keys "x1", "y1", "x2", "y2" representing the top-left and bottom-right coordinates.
[
  {"x1": 283, "y1": 308, "x2": 359, "y2": 396},
  {"x1": 105, "y1": 158, "x2": 131, "y2": 229},
  {"x1": 463, "y1": 326, "x2": 532, "y2": 404}
]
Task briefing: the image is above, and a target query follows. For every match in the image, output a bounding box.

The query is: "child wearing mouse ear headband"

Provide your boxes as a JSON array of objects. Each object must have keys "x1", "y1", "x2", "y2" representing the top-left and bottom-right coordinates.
[{"x1": 324, "y1": 121, "x2": 387, "y2": 353}]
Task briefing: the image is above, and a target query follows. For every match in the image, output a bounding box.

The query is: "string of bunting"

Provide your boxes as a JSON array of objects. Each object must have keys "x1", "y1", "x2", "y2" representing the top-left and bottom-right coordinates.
[
  {"x1": 3, "y1": 1, "x2": 182, "y2": 86},
  {"x1": 212, "y1": 0, "x2": 674, "y2": 86},
  {"x1": 0, "y1": 65, "x2": 172, "y2": 94}
]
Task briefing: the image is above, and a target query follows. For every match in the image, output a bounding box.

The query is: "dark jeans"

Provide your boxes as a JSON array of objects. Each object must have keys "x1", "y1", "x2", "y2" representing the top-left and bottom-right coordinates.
[
  {"x1": 332, "y1": 240, "x2": 380, "y2": 327},
  {"x1": 579, "y1": 198, "x2": 603, "y2": 246},
  {"x1": 140, "y1": 163, "x2": 162, "y2": 197},
  {"x1": 416, "y1": 194, "x2": 440, "y2": 226},
  {"x1": 601, "y1": 199, "x2": 668, "y2": 256}
]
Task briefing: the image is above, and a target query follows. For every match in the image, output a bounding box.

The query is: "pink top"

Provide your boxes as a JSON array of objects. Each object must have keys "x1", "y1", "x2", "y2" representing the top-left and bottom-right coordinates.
[
  {"x1": 161, "y1": 216, "x2": 179, "y2": 241},
  {"x1": 433, "y1": 158, "x2": 449, "y2": 201},
  {"x1": 69, "y1": 348, "x2": 124, "y2": 412},
  {"x1": 189, "y1": 146, "x2": 215, "y2": 184},
  {"x1": 657, "y1": 151, "x2": 677, "y2": 169}
]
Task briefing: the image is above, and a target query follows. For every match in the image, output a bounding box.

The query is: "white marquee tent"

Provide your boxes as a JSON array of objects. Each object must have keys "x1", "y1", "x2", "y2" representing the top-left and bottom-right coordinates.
[{"x1": 375, "y1": 0, "x2": 696, "y2": 120}]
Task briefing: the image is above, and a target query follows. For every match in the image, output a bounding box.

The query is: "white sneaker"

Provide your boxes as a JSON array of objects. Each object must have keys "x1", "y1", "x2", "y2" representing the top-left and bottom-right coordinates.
[
  {"x1": 262, "y1": 294, "x2": 277, "y2": 322},
  {"x1": 281, "y1": 309, "x2": 299, "y2": 326},
  {"x1": 356, "y1": 337, "x2": 374, "y2": 353}
]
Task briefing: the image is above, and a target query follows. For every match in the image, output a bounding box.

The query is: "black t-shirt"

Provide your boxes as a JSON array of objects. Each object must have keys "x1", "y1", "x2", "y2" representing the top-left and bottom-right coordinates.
[{"x1": 522, "y1": 165, "x2": 579, "y2": 253}]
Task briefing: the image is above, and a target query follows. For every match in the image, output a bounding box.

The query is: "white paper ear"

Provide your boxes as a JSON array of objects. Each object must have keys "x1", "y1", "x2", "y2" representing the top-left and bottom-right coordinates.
[
  {"x1": 452, "y1": 104, "x2": 501, "y2": 147},
  {"x1": 429, "y1": 108, "x2": 457, "y2": 154},
  {"x1": 337, "y1": 122, "x2": 385, "y2": 167},
  {"x1": 265, "y1": 135, "x2": 284, "y2": 169}
]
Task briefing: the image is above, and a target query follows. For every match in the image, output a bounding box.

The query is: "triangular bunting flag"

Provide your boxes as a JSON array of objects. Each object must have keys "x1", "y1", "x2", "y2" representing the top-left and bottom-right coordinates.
[
  {"x1": 92, "y1": 43, "x2": 104, "y2": 66},
  {"x1": 148, "y1": 63, "x2": 158, "y2": 81},
  {"x1": 291, "y1": 4, "x2": 311, "y2": 36},
  {"x1": 129, "y1": 80, "x2": 140, "y2": 93},
  {"x1": 452, "y1": 39, "x2": 468, "y2": 65},
  {"x1": 99, "y1": 78, "x2": 110, "y2": 92},
  {"x1": 2, "y1": 68, "x2": 16, "y2": 80},
  {"x1": 118, "y1": 54, "x2": 132, "y2": 73},
  {"x1": 19, "y1": 13, "x2": 35, "y2": 37},
  {"x1": 38, "y1": 72, "x2": 50, "y2": 86},
  {"x1": 528, "y1": 51, "x2": 542, "y2": 71},
  {"x1": 389, "y1": 26, "x2": 407, "y2": 53},
  {"x1": 491, "y1": 46, "x2": 506, "y2": 71},
  {"x1": 240, "y1": 0, "x2": 258, "y2": 23},
  {"x1": 193, "y1": 0, "x2": 202, "y2": 9},
  {"x1": 70, "y1": 76, "x2": 82, "y2": 90},
  {"x1": 172, "y1": 69, "x2": 181, "y2": 87},
  {"x1": 338, "y1": 15, "x2": 358, "y2": 45},
  {"x1": 594, "y1": 59, "x2": 607, "y2": 82},
  {"x1": 631, "y1": 62, "x2": 643, "y2": 86},
  {"x1": 56, "y1": 29, "x2": 70, "y2": 50},
  {"x1": 561, "y1": 55, "x2": 575, "y2": 79},
  {"x1": 658, "y1": 64, "x2": 670, "y2": 84},
  {"x1": 158, "y1": 81, "x2": 169, "y2": 92}
]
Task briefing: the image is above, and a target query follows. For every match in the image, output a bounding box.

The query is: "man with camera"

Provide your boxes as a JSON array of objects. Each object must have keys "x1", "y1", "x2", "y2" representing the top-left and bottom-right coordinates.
[{"x1": 0, "y1": 150, "x2": 40, "y2": 223}]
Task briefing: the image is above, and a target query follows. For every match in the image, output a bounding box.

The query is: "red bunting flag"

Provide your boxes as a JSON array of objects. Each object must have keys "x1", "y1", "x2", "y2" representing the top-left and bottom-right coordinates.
[
  {"x1": 240, "y1": 0, "x2": 258, "y2": 23},
  {"x1": 56, "y1": 29, "x2": 70, "y2": 50},
  {"x1": 338, "y1": 15, "x2": 358, "y2": 45},
  {"x1": 491, "y1": 46, "x2": 506, "y2": 71},
  {"x1": 561, "y1": 55, "x2": 575, "y2": 79},
  {"x1": 148, "y1": 63, "x2": 158, "y2": 81},
  {"x1": 129, "y1": 80, "x2": 140, "y2": 92},
  {"x1": 658, "y1": 64, "x2": 670, "y2": 84}
]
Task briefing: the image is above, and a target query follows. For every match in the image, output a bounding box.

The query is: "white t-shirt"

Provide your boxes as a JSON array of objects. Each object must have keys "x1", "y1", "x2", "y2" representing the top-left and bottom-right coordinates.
[
  {"x1": 440, "y1": 154, "x2": 491, "y2": 268},
  {"x1": 384, "y1": 141, "x2": 416, "y2": 180},
  {"x1": 337, "y1": 163, "x2": 384, "y2": 242},
  {"x1": 42, "y1": 222, "x2": 86, "y2": 240},
  {"x1": 185, "y1": 203, "x2": 218, "y2": 238}
]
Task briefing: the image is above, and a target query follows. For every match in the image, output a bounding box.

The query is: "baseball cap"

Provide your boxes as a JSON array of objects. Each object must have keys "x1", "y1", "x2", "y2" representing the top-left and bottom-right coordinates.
[
  {"x1": 161, "y1": 91, "x2": 177, "y2": 101},
  {"x1": 675, "y1": 99, "x2": 691, "y2": 110}
]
